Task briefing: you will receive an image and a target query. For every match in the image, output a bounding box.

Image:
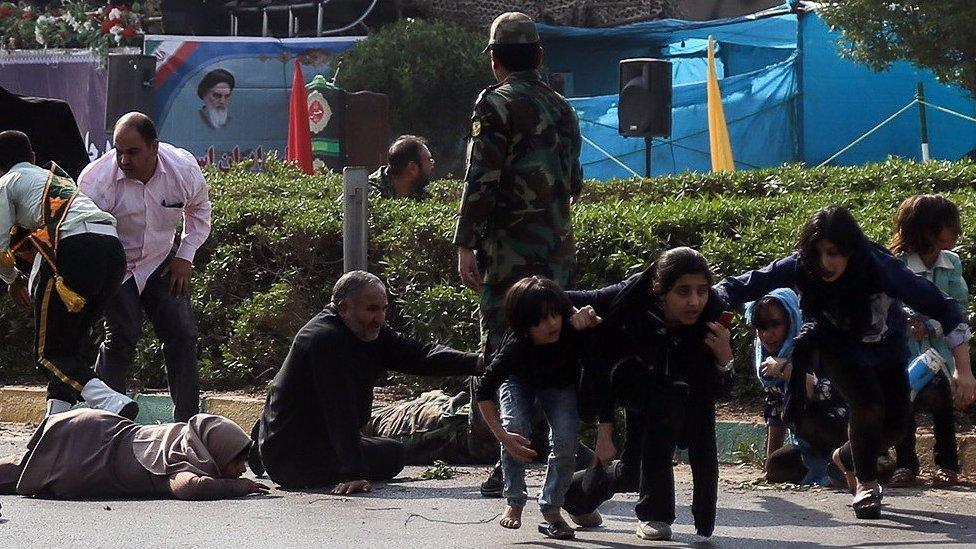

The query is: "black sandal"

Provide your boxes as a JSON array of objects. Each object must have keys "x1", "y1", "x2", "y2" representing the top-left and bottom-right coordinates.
[
  {"x1": 852, "y1": 487, "x2": 883, "y2": 520},
  {"x1": 538, "y1": 520, "x2": 575, "y2": 540}
]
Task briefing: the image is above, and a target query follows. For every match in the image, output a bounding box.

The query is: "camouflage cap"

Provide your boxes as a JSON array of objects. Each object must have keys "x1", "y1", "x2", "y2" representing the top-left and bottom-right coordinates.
[{"x1": 483, "y1": 12, "x2": 539, "y2": 53}]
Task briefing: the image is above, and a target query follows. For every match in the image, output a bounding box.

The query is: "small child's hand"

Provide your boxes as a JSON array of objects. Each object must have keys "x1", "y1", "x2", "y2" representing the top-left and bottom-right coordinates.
[
  {"x1": 760, "y1": 356, "x2": 788, "y2": 379},
  {"x1": 570, "y1": 306, "x2": 602, "y2": 331},
  {"x1": 501, "y1": 432, "x2": 537, "y2": 463}
]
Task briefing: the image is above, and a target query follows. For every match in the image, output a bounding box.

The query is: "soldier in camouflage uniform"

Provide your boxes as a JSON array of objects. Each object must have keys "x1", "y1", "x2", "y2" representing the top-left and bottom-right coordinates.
[
  {"x1": 368, "y1": 135, "x2": 434, "y2": 201},
  {"x1": 453, "y1": 11, "x2": 583, "y2": 477}
]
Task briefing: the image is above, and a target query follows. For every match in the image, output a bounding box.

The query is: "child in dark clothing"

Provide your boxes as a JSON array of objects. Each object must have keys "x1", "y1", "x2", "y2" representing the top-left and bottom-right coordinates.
[
  {"x1": 746, "y1": 289, "x2": 848, "y2": 486},
  {"x1": 560, "y1": 247, "x2": 734, "y2": 541},
  {"x1": 888, "y1": 194, "x2": 973, "y2": 487},
  {"x1": 476, "y1": 276, "x2": 612, "y2": 540}
]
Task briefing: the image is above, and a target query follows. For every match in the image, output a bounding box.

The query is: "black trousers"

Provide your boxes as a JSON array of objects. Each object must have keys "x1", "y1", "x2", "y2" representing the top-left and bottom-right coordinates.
[
  {"x1": 95, "y1": 253, "x2": 200, "y2": 422},
  {"x1": 815, "y1": 342, "x2": 911, "y2": 484},
  {"x1": 563, "y1": 359, "x2": 718, "y2": 536},
  {"x1": 32, "y1": 233, "x2": 125, "y2": 403},
  {"x1": 264, "y1": 435, "x2": 406, "y2": 489},
  {"x1": 895, "y1": 372, "x2": 958, "y2": 473}
]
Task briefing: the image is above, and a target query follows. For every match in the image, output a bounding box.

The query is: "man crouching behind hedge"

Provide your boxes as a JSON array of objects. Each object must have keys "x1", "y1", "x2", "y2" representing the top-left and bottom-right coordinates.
[{"x1": 251, "y1": 271, "x2": 482, "y2": 493}]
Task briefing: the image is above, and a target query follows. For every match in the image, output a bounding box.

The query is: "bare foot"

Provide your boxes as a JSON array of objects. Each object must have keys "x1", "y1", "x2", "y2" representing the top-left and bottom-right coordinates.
[
  {"x1": 500, "y1": 505, "x2": 523, "y2": 529},
  {"x1": 832, "y1": 448, "x2": 856, "y2": 495}
]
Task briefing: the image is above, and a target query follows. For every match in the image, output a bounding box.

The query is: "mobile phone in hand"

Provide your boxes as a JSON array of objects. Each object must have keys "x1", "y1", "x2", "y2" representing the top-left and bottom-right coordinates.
[{"x1": 718, "y1": 311, "x2": 734, "y2": 329}]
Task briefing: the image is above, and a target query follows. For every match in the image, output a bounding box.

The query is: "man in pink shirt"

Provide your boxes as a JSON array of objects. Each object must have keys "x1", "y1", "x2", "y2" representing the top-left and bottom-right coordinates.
[{"x1": 78, "y1": 112, "x2": 212, "y2": 422}]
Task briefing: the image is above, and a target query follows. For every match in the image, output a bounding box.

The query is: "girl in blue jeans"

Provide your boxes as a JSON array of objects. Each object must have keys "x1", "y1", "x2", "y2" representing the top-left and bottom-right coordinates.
[{"x1": 476, "y1": 276, "x2": 612, "y2": 540}]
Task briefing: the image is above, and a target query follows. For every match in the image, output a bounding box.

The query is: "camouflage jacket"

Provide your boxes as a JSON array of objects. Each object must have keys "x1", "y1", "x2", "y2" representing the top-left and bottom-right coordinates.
[
  {"x1": 452, "y1": 70, "x2": 583, "y2": 286},
  {"x1": 368, "y1": 165, "x2": 429, "y2": 201}
]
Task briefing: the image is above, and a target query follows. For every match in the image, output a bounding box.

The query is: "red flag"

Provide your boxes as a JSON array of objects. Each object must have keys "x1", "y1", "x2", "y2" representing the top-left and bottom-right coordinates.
[{"x1": 287, "y1": 59, "x2": 314, "y2": 174}]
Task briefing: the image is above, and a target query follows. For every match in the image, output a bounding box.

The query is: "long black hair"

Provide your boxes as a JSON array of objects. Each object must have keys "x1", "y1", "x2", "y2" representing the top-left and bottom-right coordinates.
[
  {"x1": 795, "y1": 205, "x2": 880, "y2": 334},
  {"x1": 650, "y1": 246, "x2": 715, "y2": 297},
  {"x1": 504, "y1": 276, "x2": 573, "y2": 337}
]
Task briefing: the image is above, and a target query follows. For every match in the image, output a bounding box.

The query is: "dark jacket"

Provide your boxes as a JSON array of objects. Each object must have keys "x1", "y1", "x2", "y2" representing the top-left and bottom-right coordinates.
[
  {"x1": 713, "y1": 242, "x2": 966, "y2": 361},
  {"x1": 258, "y1": 305, "x2": 478, "y2": 481},
  {"x1": 567, "y1": 267, "x2": 730, "y2": 394},
  {"x1": 476, "y1": 323, "x2": 615, "y2": 422},
  {"x1": 567, "y1": 267, "x2": 727, "y2": 537}
]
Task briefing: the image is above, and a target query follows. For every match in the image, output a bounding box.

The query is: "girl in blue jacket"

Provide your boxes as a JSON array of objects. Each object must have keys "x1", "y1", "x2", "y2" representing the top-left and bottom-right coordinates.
[
  {"x1": 715, "y1": 205, "x2": 973, "y2": 519},
  {"x1": 888, "y1": 195, "x2": 973, "y2": 487}
]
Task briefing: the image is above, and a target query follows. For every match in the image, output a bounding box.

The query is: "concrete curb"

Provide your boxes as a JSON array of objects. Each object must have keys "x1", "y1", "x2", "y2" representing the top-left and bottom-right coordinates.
[
  {"x1": 1, "y1": 386, "x2": 971, "y2": 472},
  {"x1": 0, "y1": 386, "x2": 263, "y2": 429}
]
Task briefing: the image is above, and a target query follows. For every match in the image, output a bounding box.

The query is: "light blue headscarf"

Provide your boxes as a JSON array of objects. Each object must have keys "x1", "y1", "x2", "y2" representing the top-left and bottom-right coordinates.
[{"x1": 743, "y1": 288, "x2": 802, "y2": 389}]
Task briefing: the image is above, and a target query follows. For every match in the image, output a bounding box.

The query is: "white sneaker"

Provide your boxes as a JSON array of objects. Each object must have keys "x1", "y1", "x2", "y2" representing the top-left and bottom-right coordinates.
[
  {"x1": 45, "y1": 399, "x2": 73, "y2": 417},
  {"x1": 80, "y1": 379, "x2": 139, "y2": 420},
  {"x1": 636, "y1": 521, "x2": 672, "y2": 541}
]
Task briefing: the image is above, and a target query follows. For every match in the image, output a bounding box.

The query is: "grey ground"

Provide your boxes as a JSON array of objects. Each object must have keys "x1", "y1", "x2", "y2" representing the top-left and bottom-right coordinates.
[{"x1": 1, "y1": 423, "x2": 975, "y2": 548}]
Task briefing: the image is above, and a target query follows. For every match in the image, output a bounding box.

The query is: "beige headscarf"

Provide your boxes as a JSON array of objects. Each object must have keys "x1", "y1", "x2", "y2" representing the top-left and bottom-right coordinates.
[{"x1": 131, "y1": 414, "x2": 251, "y2": 477}]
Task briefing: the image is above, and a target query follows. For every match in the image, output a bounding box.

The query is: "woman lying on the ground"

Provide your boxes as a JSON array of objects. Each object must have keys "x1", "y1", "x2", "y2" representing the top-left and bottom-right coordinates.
[
  {"x1": 714, "y1": 205, "x2": 974, "y2": 520},
  {"x1": 746, "y1": 288, "x2": 848, "y2": 486},
  {"x1": 561, "y1": 247, "x2": 734, "y2": 541},
  {"x1": 0, "y1": 408, "x2": 269, "y2": 500}
]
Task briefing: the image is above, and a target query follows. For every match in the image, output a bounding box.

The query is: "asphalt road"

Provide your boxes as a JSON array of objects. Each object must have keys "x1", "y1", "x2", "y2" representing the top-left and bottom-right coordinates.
[{"x1": 1, "y1": 423, "x2": 975, "y2": 548}]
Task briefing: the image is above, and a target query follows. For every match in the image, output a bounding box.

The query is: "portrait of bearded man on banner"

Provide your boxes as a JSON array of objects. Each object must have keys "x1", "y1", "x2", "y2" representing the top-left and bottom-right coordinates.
[{"x1": 197, "y1": 68, "x2": 235, "y2": 130}]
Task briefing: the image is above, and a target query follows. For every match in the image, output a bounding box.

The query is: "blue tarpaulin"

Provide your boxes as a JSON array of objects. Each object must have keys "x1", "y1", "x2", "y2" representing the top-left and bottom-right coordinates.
[{"x1": 538, "y1": 2, "x2": 976, "y2": 179}]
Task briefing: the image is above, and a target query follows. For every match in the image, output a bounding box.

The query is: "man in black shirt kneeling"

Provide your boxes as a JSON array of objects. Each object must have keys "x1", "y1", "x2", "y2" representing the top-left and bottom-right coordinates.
[{"x1": 250, "y1": 270, "x2": 481, "y2": 493}]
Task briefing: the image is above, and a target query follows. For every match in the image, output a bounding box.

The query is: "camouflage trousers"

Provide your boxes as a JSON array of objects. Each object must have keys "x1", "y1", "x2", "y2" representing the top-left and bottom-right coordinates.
[
  {"x1": 478, "y1": 282, "x2": 510, "y2": 357},
  {"x1": 468, "y1": 282, "x2": 512, "y2": 462}
]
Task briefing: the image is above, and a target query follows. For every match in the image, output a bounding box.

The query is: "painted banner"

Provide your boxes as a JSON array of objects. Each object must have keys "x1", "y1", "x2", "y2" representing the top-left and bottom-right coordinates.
[{"x1": 144, "y1": 35, "x2": 361, "y2": 169}]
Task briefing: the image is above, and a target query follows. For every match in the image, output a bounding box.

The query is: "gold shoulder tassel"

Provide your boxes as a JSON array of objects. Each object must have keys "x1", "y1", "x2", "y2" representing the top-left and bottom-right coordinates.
[{"x1": 55, "y1": 275, "x2": 86, "y2": 312}]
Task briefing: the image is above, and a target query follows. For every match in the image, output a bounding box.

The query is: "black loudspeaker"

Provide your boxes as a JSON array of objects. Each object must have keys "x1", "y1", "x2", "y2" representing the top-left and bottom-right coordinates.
[
  {"x1": 105, "y1": 54, "x2": 156, "y2": 135},
  {"x1": 618, "y1": 58, "x2": 672, "y2": 137}
]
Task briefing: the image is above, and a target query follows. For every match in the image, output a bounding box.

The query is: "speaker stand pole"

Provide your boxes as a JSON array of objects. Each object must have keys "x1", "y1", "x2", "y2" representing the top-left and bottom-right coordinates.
[{"x1": 643, "y1": 136, "x2": 652, "y2": 178}]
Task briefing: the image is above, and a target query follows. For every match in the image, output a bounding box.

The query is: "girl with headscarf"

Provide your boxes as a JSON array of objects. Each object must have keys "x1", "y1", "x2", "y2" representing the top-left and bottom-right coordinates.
[
  {"x1": 745, "y1": 288, "x2": 848, "y2": 486},
  {"x1": 0, "y1": 409, "x2": 268, "y2": 500}
]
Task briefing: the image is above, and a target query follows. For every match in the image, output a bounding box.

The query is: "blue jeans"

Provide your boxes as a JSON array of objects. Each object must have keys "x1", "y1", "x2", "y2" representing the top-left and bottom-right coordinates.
[{"x1": 498, "y1": 378, "x2": 579, "y2": 514}]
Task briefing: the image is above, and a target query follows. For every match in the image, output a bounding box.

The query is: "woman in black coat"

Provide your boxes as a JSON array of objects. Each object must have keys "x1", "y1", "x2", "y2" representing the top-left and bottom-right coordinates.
[{"x1": 563, "y1": 247, "x2": 733, "y2": 541}]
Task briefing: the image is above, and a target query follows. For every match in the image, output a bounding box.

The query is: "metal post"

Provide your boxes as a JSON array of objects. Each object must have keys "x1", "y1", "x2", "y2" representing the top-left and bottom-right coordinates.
[
  {"x1": 643, "y1": 136, "x2": 652, "y2": 177},
  {"x1": 317, "y1": 2, "x2": 324, "y2": 36},
  {"x1": 262, "y1": 9, "x2": 269, "y2": 36},
  {"x1": 916, "y1": 82, "x2": 930, "y2": 162},
  {"x1": 229, "y1": 13, "x2": 236, "y2": 36},
  {"x1": 342, "y1": 167, "x2": 368, "y2": 273}
]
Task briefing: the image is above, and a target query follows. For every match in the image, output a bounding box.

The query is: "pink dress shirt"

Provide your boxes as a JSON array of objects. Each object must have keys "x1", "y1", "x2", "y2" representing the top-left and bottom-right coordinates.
[{"x1": 78, "y1": 142, "x2": 212, "y2": 293}]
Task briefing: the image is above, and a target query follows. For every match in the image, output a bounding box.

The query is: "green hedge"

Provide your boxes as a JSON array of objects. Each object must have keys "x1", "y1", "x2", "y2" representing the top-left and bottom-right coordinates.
[{"x1": 2, "y1": 158, "x2": 975, "y2": 397}]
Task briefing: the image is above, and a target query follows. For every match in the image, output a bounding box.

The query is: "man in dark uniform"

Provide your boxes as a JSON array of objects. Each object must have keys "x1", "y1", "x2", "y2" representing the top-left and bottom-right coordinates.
[
  {"x1": 368, "y1": 135, "x2": 434, "y2": 200},
  {"x1": 250, "y1": 271, "x2": 482, "y2": 493},
  {"x1": 452, "y1": 11, "x2": 583, "y2": 491}
]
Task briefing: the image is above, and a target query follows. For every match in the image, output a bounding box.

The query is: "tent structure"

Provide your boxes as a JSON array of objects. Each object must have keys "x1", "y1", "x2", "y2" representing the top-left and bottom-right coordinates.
[{"x1": 538, "y1": 1, "x2": 976, "y2": 179}]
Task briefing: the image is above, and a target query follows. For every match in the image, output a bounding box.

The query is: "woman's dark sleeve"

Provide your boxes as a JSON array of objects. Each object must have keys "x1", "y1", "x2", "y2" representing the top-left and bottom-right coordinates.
[
  {"x1": 577, "y1": 331, "x2": 616, "y2": 423},
  {"x1": 713, "y1": 254, "x2": 799, "y2": 311},
  {"x1": 875, "y1": 248, "x2": 965, "y2": 337},
  {"x1": 566, "y1": 279, "x2": 627, "y2": 317}
]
